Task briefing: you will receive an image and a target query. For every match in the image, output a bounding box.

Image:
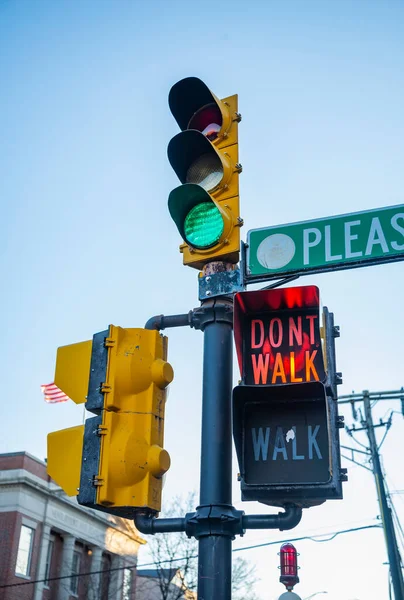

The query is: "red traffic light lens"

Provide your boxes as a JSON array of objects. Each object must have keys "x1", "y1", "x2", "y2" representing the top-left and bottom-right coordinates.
[{"x1": 188, "y1": 103, "x2": 222, "y2": 141}]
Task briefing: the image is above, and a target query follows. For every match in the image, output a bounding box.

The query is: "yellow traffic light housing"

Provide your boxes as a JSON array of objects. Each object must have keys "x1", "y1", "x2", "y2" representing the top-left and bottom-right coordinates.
[
  {"x1": 168, "y1": 77, "x2": 242, "y2": 269},
  {"x1": 46, "y1": 326, "x2": 173, "y2": 516},
  {"x1": 89, "y1": 326, "x2": 173, "y2": 513}
]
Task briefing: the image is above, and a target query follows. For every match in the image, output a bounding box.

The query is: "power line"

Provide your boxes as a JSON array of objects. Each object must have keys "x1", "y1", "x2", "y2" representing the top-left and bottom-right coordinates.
[
  {"x1": 0, "y1": 523, "x2": 382, "y2": 590},
  {"x1": 232, "y1": 524, "x2": 382, "y2": 553}
]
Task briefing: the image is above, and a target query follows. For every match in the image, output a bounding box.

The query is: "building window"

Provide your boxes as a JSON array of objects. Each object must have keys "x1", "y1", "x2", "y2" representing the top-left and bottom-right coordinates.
[
  {"x1": 15, "y1": 525, "x2": 34, "y2": 577},
  {"x1": 70, "y1": 550, "x2": 81, "y2": 595},
  {"x1": 122, "y1": 568, "x2": 132, "y2": 600},
  {"x1": 101, "y1": 554, "x2": 111, "y2": 600},
  {"x1": 44, "y1": 540, "x2": 54, "y2": 586}
]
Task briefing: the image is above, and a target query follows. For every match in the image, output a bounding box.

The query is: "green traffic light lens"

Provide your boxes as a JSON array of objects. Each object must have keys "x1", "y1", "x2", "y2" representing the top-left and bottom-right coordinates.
[{"x1": 184, "y1": 202, "x2": 224, "y2": 249}]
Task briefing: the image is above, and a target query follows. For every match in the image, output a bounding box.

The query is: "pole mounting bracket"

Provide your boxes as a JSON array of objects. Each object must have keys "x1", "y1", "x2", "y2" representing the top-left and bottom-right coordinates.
[
  {"x1": 185, "y1": 504, "x2": 245, "y2": 540},
  {"x1": 199, "y1": 267, "x2": 244, "y2": 301}
]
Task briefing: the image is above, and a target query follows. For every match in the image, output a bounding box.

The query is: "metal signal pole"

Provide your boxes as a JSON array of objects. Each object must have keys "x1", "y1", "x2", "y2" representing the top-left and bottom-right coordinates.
[
  {"x1": 198, "y1": 297, "x2": 234, "y2": 600},
  {"x1": 136, "y1": 293, "x2": 303, "y2": 600}
]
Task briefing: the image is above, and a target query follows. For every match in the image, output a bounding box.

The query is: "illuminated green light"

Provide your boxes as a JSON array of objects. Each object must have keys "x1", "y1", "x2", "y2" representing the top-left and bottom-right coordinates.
[{"x1": 184, "y1": 202, "x2": 224, "y2": 249}]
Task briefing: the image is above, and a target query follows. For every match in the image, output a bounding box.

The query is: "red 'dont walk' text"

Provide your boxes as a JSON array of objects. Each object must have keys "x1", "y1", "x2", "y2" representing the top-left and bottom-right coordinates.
[{"x1": 249, "y1": 315, "x2": 321, "y2": 385}]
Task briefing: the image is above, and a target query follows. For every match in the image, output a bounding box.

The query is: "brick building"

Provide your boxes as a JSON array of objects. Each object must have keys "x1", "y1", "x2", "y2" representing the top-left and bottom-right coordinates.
[{"x1": 0, "y1": 452, "x2": 146, "y2": 600}]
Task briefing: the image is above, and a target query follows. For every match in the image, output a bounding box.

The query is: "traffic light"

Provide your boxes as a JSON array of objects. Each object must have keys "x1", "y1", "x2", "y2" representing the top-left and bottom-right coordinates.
[
  {"x1": 279, "y1": 543, "x2": 299, "y2": 591},
  {"x1": 168, "y1": 77, "x2": 242, "y2": 270},
  {"x1": 47, "y1": 326, "x2": 173, "y2": 516},
  {"x1": 232, "y1": 286, "x2": 345, "y2": 507}
]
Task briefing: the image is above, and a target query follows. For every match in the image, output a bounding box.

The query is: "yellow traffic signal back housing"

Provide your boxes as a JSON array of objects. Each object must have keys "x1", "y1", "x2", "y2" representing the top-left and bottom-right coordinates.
[
  {"x1": 95, "y1": 326, "x2": 173, "y2": 513},
  {"x1": 47, "y1": 326, "x2": 173, "y2": 515}
]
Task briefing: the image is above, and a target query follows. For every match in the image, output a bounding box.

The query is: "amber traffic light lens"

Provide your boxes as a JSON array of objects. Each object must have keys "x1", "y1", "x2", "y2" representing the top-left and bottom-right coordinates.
[{"x1": 186, "y1": 153, "x2": 223, "y2": 191}]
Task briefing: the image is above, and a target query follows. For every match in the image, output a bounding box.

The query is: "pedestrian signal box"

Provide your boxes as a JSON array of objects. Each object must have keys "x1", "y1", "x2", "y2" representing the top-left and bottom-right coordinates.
[{"x1": 232, "y1": 286, "x2": 346, "y2": 507}]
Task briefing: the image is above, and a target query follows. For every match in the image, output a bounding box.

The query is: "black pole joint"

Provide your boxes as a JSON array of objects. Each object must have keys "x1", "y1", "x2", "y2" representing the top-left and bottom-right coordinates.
[
  {"x1": 192, "y1": 298, "x2": 233, "y2": 331},
  {"x1": 185, "y1": 504, "x2": 244, "y2": 540},
  {"x1": 242, "y1": 504, "x2": 303, "y2": 531}
]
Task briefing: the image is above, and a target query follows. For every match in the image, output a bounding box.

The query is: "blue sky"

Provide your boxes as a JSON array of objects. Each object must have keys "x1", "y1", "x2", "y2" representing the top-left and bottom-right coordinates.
[{"x1": 1, "y1": 1, "x2": 404, "y2": 598}]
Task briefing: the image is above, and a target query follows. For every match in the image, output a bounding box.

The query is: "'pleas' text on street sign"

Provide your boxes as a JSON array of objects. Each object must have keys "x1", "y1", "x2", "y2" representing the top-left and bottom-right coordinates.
[{"x1": 247, "y1": 204, "x2": 404, "y2": 281}]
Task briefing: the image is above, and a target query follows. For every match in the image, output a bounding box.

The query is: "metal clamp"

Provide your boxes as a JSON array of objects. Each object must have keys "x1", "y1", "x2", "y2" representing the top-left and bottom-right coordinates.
[
  {"x1": 185, "y1": 504, "x2": 245, "y2": 540},
  {"x1": 192, "y1": 298, "x2": 234, "y2": 331}
]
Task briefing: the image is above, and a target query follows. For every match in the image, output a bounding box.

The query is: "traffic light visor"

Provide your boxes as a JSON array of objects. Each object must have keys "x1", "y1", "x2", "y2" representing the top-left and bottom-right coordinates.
[
  {"x1": 55, "y1": 340, "x2": 92, "y2": 404},
  {"x1": 47, "y1": 425, "x2": 84, "y2": 496},
  {"x1": 169, "y1": 77, "x2": 220, "y2": 132},
  {"x1": 168, "y1": 183, "x2": 224, "y2": 249}
]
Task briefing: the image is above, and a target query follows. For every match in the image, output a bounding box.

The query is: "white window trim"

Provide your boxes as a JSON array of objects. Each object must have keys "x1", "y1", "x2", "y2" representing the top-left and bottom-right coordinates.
[
  {"x1": 43, "y1": 536, "x2": 55, "y2": 590},
  {"x1": 70, "y1": 549, "x2": 82, "y2": 597},
  {"x1": 15, "y1": 524, "x2": 35, "y2": 579},
  {"x1": 21, "y1": 517, "x2": 38, "y2": 530}
]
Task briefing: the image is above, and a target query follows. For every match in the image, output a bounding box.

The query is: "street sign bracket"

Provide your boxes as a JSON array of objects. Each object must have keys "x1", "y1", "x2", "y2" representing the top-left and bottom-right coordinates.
[
  {"x1": 260, "y1": 275, "x2": 300, "y2": 290},
  {"x1": 198, "y1": 267, "x2": 244, "y2": 300},
  {"x1": 134, "y1": 503, "x2": 302, "y2": 535}
]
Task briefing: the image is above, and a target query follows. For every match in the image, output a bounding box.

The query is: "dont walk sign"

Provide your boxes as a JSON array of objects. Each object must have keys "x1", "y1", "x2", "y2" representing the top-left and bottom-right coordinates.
[{"x1": 234, "y1": 286, "x2": 326, "y2": 385}]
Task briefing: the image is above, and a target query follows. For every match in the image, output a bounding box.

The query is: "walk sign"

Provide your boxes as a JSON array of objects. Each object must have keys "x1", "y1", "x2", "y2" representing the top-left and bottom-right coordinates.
[
  {"x1": 246, "y1": 204, "x2": 404, "y2": 281},
  {"x1": 235, "y1": 383, "x2": 330, "y2": 486}
]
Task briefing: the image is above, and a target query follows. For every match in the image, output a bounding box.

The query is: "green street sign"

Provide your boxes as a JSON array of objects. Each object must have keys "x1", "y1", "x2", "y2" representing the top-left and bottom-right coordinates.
[{"x1": 247, "y1": 204, "x2": 404, "y2": 281}]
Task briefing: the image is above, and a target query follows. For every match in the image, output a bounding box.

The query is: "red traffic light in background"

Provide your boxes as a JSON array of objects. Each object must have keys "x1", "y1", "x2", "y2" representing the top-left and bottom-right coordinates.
[{"x1": 279, "y1": 543, "x2": 299, "y2": 590}]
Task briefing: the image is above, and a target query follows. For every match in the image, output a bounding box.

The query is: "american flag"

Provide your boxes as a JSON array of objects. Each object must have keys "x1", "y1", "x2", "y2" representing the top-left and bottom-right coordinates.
[{"x1": 41, "y1": 383, "x2": 70, "y2": 404}]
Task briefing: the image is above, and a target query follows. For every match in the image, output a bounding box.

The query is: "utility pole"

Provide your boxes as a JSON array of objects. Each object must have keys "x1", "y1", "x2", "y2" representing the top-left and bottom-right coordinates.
[
  {"x1": 363, "y1": 393, "x2": 404, "y2": 600},
  {"x1": 340, "y1": 389, "x2": 404, "y2": 600}
]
